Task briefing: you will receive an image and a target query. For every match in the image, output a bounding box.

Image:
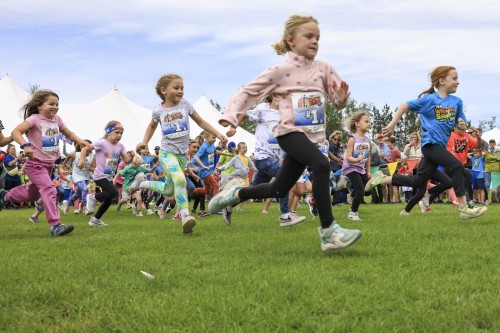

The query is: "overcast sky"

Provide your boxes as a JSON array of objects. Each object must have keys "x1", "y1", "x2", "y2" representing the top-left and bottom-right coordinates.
[{"x1": 1, "y1": 0, "x2": 499, "y2": 127}]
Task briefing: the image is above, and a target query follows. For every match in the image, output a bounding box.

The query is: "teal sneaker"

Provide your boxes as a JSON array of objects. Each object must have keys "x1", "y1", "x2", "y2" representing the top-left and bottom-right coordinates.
[
  {"x1": 364, "y1": 170, "x2": 387, "y2": 192},
  {"x1": 317, "y1": 222, "x2": 362, "y2": 252},
  {"x1": 208, "y1": 179, "x2": 243, "y2": 214},
  {"x1": 51, "y1": 223, "x2": 74, "y2": 237}
]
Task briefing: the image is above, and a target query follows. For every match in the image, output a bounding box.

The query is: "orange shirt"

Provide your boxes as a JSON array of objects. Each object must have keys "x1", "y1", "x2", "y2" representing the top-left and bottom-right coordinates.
[{"x1": 446, "y1": 131, "x2": 477, "y2": 164}]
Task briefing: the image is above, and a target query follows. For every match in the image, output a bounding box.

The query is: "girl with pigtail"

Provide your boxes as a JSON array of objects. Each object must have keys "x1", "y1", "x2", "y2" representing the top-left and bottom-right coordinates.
[{"x1": 365, "y1": 66, "x2": 487, "y2": 220}]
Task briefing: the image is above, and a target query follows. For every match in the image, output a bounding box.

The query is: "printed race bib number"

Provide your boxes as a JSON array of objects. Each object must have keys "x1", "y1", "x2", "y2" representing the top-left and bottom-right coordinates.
[
  {"x1": 162, "y1": 111, "x2": 189, "y2": 139},
  {"x1": 291, "y1": 93, "x2": 325, "y2": 133},
  {"x1": 41, "y1": 124, "x2": 60, "y2": 152}
]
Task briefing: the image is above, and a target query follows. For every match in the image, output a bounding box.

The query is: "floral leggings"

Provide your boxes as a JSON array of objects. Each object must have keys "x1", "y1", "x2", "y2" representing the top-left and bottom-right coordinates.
[{"x1": 147, "y1": 151, "x2": 189, "y2": 210}]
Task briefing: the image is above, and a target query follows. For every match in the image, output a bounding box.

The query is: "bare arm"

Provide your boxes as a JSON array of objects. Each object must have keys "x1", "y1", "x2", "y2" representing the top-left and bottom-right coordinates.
[
  {"x1": 382, "y1": 102, "x2": 409, "y2": 136},
  {"x1": 0, "y1": 131, "x2": 13, "y2": 147},
  {"x1": 193, "y1": 156, "x2": 209, "y2": 170},
  {"x1": 142, "y1": 120, "x2": 158, "y2": 146}
]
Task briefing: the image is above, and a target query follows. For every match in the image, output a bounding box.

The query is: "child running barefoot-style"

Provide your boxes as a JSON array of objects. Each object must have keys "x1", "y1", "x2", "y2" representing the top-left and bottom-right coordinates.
[
  {"x1": 84, "y1": 121, "x2": 135, "y2": 227},
  {"x1": 208, "y1": 14, "x2": 362, "y2": 252},
  {"x1": 342, "y1": 112, "x2": 374, "y2": 221},
  {"x1": 0, "y1": 90, "x2": 89, "y2": 237},
  {"x1": 365, "y1": 66, "x2": 487, "y2": 220},
  {"x1": 134, "y1": 73, "x2": 227, "y2": 234}
]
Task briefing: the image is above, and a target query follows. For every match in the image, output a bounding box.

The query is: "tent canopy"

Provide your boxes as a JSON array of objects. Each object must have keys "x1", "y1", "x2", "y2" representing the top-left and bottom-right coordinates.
[
  {"x1": 0, "y1": 75, "x2": 255, "y2": 154},
  {"x1": 482, "y1": 127, "x2": 500, "y2": 143}
]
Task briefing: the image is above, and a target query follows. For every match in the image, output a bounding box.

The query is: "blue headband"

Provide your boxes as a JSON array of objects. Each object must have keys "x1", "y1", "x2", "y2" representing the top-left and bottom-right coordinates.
[{"x1": 105, "y1": 122, "x2": 124, "y2": 134}]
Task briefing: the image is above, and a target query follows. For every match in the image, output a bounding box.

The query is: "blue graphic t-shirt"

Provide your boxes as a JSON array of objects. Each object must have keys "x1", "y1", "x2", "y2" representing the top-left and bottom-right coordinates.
[
  {"x1": 194, "y1": 141, "x2": 215, "y2": 179},
  {"x1": 471, "y1": 156, "x2": 485, "y2": 179},
  {"x1": 407, "y1": 93, "x2": 466, "y2": 148}
]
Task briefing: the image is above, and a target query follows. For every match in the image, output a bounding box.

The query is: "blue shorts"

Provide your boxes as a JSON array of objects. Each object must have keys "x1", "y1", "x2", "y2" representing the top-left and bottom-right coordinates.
[{"x1": 472, "y1": 177, "x2": 485, "y2": 190}]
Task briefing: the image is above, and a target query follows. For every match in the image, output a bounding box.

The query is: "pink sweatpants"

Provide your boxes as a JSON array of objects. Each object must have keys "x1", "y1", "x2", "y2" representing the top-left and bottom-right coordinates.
[{"x1": 6, "y1": 158, "x2": 60, "y2": 227}]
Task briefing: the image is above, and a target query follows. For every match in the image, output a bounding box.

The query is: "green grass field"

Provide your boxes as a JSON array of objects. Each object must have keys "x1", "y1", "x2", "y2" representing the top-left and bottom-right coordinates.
[{"x1": 0, "y1": 201, "x2": 499, "y2": 332}]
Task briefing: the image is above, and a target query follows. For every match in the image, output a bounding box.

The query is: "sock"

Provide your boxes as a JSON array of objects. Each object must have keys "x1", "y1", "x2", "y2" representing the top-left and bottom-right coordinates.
[
  {"x1": 280, "y1": 213, "x2": 290, "y2": 219},
  {"x1": 180, "y1": 208, "x2": 190, "y2": 218}
]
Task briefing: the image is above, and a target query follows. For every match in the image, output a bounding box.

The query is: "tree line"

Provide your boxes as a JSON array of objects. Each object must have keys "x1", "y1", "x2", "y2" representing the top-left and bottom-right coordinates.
[{"x1": 211, "y1": 98, "x2": 497, "y2": 149}]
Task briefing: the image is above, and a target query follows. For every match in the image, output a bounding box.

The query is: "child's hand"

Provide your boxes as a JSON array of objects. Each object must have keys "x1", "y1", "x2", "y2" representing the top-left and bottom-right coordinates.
[
  {"x1": 23, "y1": 146, "x2": 34, "y2": 158},
  {"x1": 226, "y1": 127, "x2": 237, "y2": 137},
  {"x1": 136, "y1": 142, "x2": 147, "y2": 151},
  {"x1": 333, "y1": 80, "x2": 350, "y2": 106},
  {"x1": 218, "y1": 134, "x2": 228, "y2": 145},
  {"x1": 382, "y1": 123, "x2": 395, "y2": 137}
]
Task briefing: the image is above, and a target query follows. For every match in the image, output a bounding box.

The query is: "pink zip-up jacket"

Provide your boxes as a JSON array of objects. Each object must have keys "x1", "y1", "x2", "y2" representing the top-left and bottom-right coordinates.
[{"x1": 220, "y1": 51, "x2": 347, "y2": 144}]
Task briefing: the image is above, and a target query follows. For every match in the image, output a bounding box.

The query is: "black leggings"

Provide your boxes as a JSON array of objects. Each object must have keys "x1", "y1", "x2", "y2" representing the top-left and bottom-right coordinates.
[
  {"x1": 94, "y1": 178, "x2": 119, "y2": 219},
  {"x1": 345, "y1": 171, "x2": 370, "y2": 213},
  {"x1": 189, "y1": 176, "x2": 206, "y2": 211},
  {"x1": 238, "y1": 132, "x2": 333, "y2": 228},
  {"x1": 428, "y1": 168, "x2": 473, "y2": 204},
  {"x1": 392, "y1": 144, "x2": 466, "y2": 212}
]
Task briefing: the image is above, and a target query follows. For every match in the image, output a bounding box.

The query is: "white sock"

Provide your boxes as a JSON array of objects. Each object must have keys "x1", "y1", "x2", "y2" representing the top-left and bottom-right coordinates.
[
  {"x1": 180, "y1": 208, "x2": 190, "y2": 218},
  {"x1": 138, "y1": 181, "x2": 150, "y2": 190},
  {"x1": 280, "y1": 213, "x2": 290, "y2": 219}
]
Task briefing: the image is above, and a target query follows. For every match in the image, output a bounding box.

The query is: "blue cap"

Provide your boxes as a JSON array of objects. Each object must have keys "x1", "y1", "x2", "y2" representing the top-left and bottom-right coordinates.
[{"x1": 228, "y1": 141, "x2": 236, "y2": 152}]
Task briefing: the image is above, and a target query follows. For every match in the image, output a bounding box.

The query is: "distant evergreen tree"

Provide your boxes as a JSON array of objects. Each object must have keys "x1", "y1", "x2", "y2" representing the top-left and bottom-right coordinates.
[{"x1": 477, "y1": 116, "x2": 497, "y2": 131}]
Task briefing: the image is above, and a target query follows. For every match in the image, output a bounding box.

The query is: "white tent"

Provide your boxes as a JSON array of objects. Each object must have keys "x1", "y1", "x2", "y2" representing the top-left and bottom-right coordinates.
[
  {"x1": 192, "y1": 95, "x2": 256, "y2": 153},
  {"x1": 0, "y1": 75, "x2": 256, "y2": 154},
  {"x1": 0, "y1": 74, "x2": 30, "y2": 131},
  {"x1": 482, "y1": 127, "x2": 500, "y2": 143}
]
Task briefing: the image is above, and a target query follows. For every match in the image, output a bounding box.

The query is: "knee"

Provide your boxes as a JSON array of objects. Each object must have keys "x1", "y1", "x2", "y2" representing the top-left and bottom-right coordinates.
[{"x1": 312, "y1": 158, "x2": 331, "y2": 175}]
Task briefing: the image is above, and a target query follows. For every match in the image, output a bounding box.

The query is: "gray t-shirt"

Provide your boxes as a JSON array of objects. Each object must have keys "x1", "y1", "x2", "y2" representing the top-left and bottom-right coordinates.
[{"x1": 152, "y1": 98, "x2": 195, "y2": 154}]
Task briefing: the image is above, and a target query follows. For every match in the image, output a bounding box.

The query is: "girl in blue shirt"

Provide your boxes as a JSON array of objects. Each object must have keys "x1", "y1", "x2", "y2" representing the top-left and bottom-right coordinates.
[{"x1": 365, "y1": 66, "x2": 487, "y2": 220}]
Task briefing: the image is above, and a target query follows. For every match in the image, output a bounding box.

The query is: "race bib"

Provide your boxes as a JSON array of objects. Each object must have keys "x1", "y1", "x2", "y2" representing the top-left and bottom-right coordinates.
[
  {"x1": 161, "y1": 111, "x2": 189, "y2": 139},
  {"x1": 41, "y1": 124, "x2": 60, "y2": 152},
  {"x1": 291, "y1": 93, "x2": 325, "y2": 133}
]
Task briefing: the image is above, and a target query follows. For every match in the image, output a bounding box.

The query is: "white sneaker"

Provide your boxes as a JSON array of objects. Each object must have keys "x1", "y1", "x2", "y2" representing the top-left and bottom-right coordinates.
[
  {"x1": 74, "y1": 205, "x2": 81, "y2": 214},
  {"x1": 422, "y1": 191, "x2": 430, "y2": 206},
  {"x1": 400, "y1": 210, "x2": 410, "y2": 216},
  {"x1": 348, "y1": 211, "x2": 362, "y2": 221},
  {"x1": 86, "y1": 194, "x2": 97, "y2": 213},
  {"x1": 132, "y1": 202, "x2": 139, "y2": 216},
  {"x1": 418, "y1": 201, "x2": 428, "y2": 214},
  {"x1": 57, "y1": 200, "x2": 70, "y2": 215},
  {"x1": 83, "y1": 206, "x2": 91, "y2": 216},
  {"x1": 146, "y1": 208, "x2": 154, "y2": 216},
  {"x1": 182, "y1": 215, "x2": 196, "y2": 234},
  {"x1": 136, "y1": 211, "x2": 144, "y2": 217},
  {"x1": 88, "y1": 217, "x2": 108, "y2": 227},
  {"x1": 279, "y1": 213, "x2": 306, "y2": 227},
  {"x1": 126, "y1": 203, "x2": 133, "y2": 209}
]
